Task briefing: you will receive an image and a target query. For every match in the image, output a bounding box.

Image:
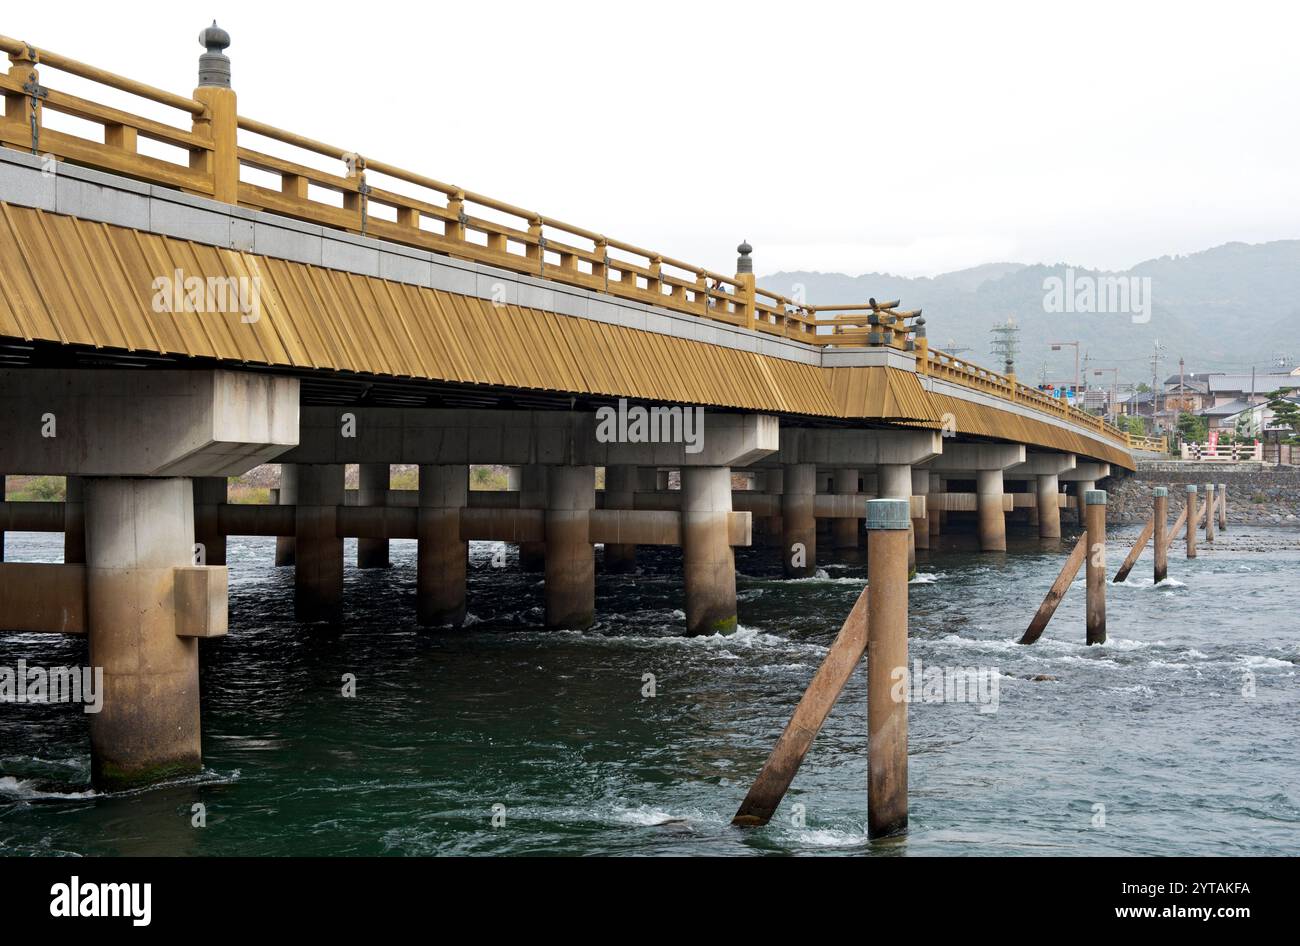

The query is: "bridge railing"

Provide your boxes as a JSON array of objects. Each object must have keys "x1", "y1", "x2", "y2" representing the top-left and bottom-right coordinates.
[
  {"x1": 0, "y1": 30, "x2": 1129, "y2": 448},
  {"x1": 1126, "y1": 433, "x2": 1169, "y2": 453}
]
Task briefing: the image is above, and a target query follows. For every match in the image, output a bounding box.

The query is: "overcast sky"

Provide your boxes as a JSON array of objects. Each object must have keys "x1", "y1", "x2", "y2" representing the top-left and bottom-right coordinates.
[{"x1": 8, "y1": 1, "x2": 1299, "y2": 278}]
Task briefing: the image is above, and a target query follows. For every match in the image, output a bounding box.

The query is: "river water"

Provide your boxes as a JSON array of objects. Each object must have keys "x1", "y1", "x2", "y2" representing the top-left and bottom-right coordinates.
[{"x1": 1, "y1": 523, "x2": 1297, "y2": 856}]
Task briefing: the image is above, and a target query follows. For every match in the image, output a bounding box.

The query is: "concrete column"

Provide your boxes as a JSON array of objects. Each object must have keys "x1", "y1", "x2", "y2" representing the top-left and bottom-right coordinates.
[
  {"x1": 417, "y1": 464, "x2": 467, "y2": 627},
  {"x1": 761, "y1": 467, "x2": 784, "y2": 548},
  {"x1": 0, "y1": 474, "x2": 4, "y2": 562},
  {"x1": 603, "y1": 464, "x2": 637, "y2": 573},
  {"x1": 928, "y1": 473, "x2": 942, "y2": 537},
  {"x1": 295, "y1": 464, "x2": 344, "y2": 623},
  {"x1": 682, "y1": 466, "x2": 738, "y2": 636},
  {"x1": 977, "y1": 468, "x2": 1007, "y2": 552},
  {"x1": 85, "y1": 477, "x2": 200, "y2": 789},
  {"x1": 866, "y1": 498, "x2": 910, "y2": 840},
  {"x1": 275, "y1": 463, "x2": 298, "y2": 566},
  {"x1": 517, "y1": 464, "x2": 547, "y2": 573},
  {"x1": 357, "y1": 463, "x2": 391, "y2": 568},
  {"x1": 1025, "y1": 483, "x2": 1040, "y2": 528},
  {"x1": 878, "y1": 463, "x2": 913, "y2": 570},
  {"x1": 656, "y1": 469, "x2": 670, "y2": 491},
  {"x1": 193, "y1": 476, "x2": 227, "y2": 566},
  {"x1": 1075, "y1": 480, "x2": 1095, "y2": 525},
  {"x1": 64, "y1": 475, "x2": 86, "y2": 564},
  {"x1": 1036, "y1": 473, "x2": 1061, "y2": 539},
  {"x1": 832, "y1": 468, "x2": 861, "y2": 552},
  {"x1": 781, "y1": 463, "x2": 817, "y2": 578},
  {"x1": 545, "y1": 465, "x2": 595, "y2": 630},
  {"x1": 911, "y1": 468, "x2": 930, "y2": 551}
]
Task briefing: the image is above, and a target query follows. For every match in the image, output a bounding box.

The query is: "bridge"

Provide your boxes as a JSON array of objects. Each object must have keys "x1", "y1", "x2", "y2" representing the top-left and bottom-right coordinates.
[{"x1": 0, "y1": 26, "x2": 1134, "y2": 791}]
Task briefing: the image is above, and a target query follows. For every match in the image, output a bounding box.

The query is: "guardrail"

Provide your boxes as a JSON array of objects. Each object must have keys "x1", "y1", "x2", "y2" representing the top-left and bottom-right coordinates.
[
  {"x1": 1125, "y1": 434, "x2": 1168, "y2": 453},
  {"x1": 0, "y1": 28, "x2": 1130, "y2": 448},
  {"x1": 1180, "y1": 441, "x2": 1261, "y2": 462}
]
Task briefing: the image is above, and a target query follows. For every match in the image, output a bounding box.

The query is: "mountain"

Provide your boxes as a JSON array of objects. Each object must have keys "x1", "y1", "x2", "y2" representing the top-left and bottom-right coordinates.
[{"x1": 760, "y1": 241, "x2": 1300, "y2": 382}]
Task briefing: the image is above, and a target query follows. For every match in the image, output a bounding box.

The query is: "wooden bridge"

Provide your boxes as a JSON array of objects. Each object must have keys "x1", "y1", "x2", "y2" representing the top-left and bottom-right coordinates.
[{"x1": 0, "y1": 25, "x2": 1136, "y2": 791}]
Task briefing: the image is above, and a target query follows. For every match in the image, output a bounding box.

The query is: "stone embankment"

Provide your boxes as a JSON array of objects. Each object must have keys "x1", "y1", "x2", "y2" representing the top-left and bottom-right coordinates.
[{"x1": 1101, "y1": 462, "x2": 1300, "y2": 525}]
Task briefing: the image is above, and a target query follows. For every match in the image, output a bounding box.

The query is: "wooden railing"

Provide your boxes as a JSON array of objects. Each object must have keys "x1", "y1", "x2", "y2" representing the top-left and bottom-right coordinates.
[
  {"x1": 1125, "y1": 433, "x2": 1169, "y2": 453},
  {"x1": 0, "y1": 30, "x2": 1130, "y2": 448}
]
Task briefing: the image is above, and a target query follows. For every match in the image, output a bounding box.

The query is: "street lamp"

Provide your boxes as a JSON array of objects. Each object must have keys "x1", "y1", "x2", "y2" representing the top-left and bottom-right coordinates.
[{"x1": 1048, "y1": 341, "x2": 1081, "y2": 400}]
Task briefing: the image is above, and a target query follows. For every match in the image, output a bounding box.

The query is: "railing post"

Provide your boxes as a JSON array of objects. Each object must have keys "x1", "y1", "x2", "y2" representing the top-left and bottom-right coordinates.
[
  {"x1": 865, "y1": 498, "x2": 910, "y2": 840},
  {"x1": 445, "y1": 190, "x2": 467, "y2": 242},
  {"x1": 913, "y1": 317, "x2": 928, "y2": 374},
  {"x1": 191, "y1": 22, "x2": 239, "y2": 204},
  {"x1": 3, "y1": 42, "x2": 41, "y2": 154},
  {"x1": 734, "y1": 240, "x2": 756, "y2": 326}
]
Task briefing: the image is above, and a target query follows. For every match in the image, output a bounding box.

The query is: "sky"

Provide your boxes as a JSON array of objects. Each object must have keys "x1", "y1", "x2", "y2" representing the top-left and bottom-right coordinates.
[{"x1": 6, "y1": 1, "x2": 1299, "y2": 278}]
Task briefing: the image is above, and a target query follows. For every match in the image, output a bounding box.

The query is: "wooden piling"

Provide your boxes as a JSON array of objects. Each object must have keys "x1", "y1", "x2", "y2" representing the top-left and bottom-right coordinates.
[
  {"x1": 1203, "y1": 482, "x2": 1215, "y2": 543},
  {"x1": 1217, "y1": 483, "x2": 1228, "y2": 532},
  {"x1": 1186, "y1": 485, "x2": 1198, "y2": 559},
  {"x1": 732, "y1": 586, "x2": 869, "y2": 827},
  {"x1": 1020, "y1": 535, "x2": 1087, "y2": 644},
  {"x1": 1153, "y1": 487, "x2": 1168, "y2": 584},
  {"x1": 866, "y1": 498, "x2": 911, "y2": 840},
  {"x1": 1112, "y1": 514, "x2": 1154, "y2": 584},
  {"x1": 1085, "y1": 490, "x2": 1107, "y2": 645}
]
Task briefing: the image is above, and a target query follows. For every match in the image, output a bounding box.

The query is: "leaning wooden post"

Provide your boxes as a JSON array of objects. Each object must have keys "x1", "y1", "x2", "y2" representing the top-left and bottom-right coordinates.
[
  {"x1": 731, "y1": 586, "x2": 869, "y2": 827},
  {"x1": 1020, "y1": 535, "x2": 1087, "y2": 644},
  {"x1": 1218, "y1": 483, "x2": 1228, "y2": 532},
  {"x1": 1185, "y1": 485, "x2": 1198, "y2": 559},
  {"x1": 1203, "y1": 482, "x2": 1215, "y2": 543},
  {"x1": 866, "y1": 498, "x2": 910, "y2": 840},
  {"x1": 1153, "y1": 487, "x2": 1168, "y2": 584},
  {"x1": 1163, "y1": 502, "x2": 1188, "y2": 557},
  {"x1": 1112, "y1": 513, "x2": 1154, "y2": 583},
  {"x1": 1084, "y1": 489, "x2": 1107, "y2": 645},
  {"x1": 192, "y1": 22, "x2": 239, "y2": 205}
]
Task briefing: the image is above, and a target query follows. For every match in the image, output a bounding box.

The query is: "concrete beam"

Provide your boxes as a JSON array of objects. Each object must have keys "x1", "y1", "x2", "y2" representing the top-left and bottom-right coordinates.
[
  {"x1": 777, "y1": 429, "x2": 942, "y2": 468},
  {"x1": 0, "y1": 562, "x2": 86, "y2": 633},
  {"x1": 279, "y1": 408, "x2": 779, "y2": 468},
  {"x1": 1006, "y1": 453, "x2": 1077, "y2": 477},
  {"x1": 0, "y1": 369, "x2": 298, "y2": 476},
  {"x1": 927, "y1": 443, "x2": 1026, "y2": 472},
  {"x1": 1060, "y1": 463, "x2": 1111, "y2": 482}
]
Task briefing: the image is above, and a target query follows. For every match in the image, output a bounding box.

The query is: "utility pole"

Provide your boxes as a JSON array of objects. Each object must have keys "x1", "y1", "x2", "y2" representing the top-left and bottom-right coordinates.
[
  {"x1": 1179, "y1": 357, "x2": 1186, "y2": 413},
  {"x1": 1049, "y1": 340, "x2": 1081, "y2": 403}
]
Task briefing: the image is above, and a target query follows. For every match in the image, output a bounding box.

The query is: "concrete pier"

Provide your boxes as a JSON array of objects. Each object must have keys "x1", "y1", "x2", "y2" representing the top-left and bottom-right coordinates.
[
  {"x1": 295, "y1": 465, "x2": 345, "y2": 623},
  {"x1": 517, "y1": 465, "x2": 548, "y2": 573},
  {"x1": 193, "y1": 477, "x2": 227, "y2": 566},
  {"x1": 928, "y1": 473, "x2": 942, "y2": 538},
  {"x1": 760, "y1": 467, "x2": 784, "y2": 548},
  {"x1": 911, "y1": 468, "x2": 930, "y2": 552},
  {"x1": 1153, "y1": 487, "x2": 1168, "y2": 583},
  {"x1": 603, "y1": 464, "x2": 638, "y2": 573},
  {"x1": 1075, "y1": 480, "x2": 1095, "y2": 525},
  {"x1": 832, "y1": 468, "x2": 861, "y2": 553},
  {"x1": 1036, "y1": 474, "x2": 1061, "y2": 539},
  {"x1": 64, "y1": 476, "x2": 86, "y2": 564},
  {"x1": 681, "y1": 466, "x2": 738, "y2": 635},
  {"x1": 275, "y1": 464, "x2": 298, "y2": 566},
  {"x1": 781, "y1": 463, "x2": 818, "y2": 578},
  {"x1": 357, "y1": 463, "x2": 391, "y2": 568},
  {"x1": 417, "y1": 464, "x2": 468, "y2": 627},
  {"x1": 545, "y1": 465, "x2": 596, "y2": 630},
  {"x1": 866, "y1": 498, "x2": 910, "y2": 839},
  {"x1": 86, "y1": 477, "x2": 202, "y2": 789},
  {"x1": 977, "y1": 469, "x2": 1007, "y2": 552}
]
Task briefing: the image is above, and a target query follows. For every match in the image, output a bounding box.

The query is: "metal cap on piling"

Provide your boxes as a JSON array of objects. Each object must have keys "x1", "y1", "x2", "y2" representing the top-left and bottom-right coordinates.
[
  {"x1": 1153, "y1": 487, "x2": 1168, "y2": 497},
  {"x1": 198, "y1": 21, "x2": 232, "y2": 88},
  {"x1": 866, "y1": 498, "x2": 911, "y2": 530},
  {"x1": 1186, "y1": 484, "x2": 1197, "y2": 493},
  {"x1": 1084, "y1": 489, "x2": 1107, "y2": 505}
]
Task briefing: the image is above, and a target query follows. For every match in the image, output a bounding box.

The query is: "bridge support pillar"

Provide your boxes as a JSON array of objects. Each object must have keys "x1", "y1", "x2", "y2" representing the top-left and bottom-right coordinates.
[
  {"x1": 911, "y1": 468, "x2": 930, "y2": 552},
  {"x1": 294, "y1": 464, "x2": 344, "y2": 623},
  {"x1": 977, "y1": 469, "x2": 1007, "y2": 552},
  {"x1": 603, "y1": 465, "x2": 637, "y2": 573},
  {"x1": 760, "y1": 468, "x2": 784, "y2": 547},
  {"x1": 682, "y1": 466, "x2": 738, "y2": 635},
  {"x1": 781, "y1": 463, "x2": 817, "y2": 578},
  {"x1": 928, "y1": 473, "x2": 942, "y2": 538},
  {"x1": 193, "y1": 477, "x2": 227, "y2": 566},
  {"x1": 276, "y1": 464, "x2": 298, "y2": 566},
  {"x1": 878, "y1": 463, "x2": 914, "y2": 571},
  {"x1": 357, "y1": 463, "x2": 390, "y2": 568},
  {"x1": 86, "y1": 477, "x2": 202, "y2": 790},
  {"x1": 832, "y1": 468, "x2": 861, "y2": 554},
  {"x1": 64, "y1": 476, "x2": 86, "y2": 564},
  {"x1": 1075, "y1": 480, "x2": 1095, "y2": 525},
  {"x1": 1036, "y1": 473, "x2": 1061, "y2": 539},
  {"x1": 545, "y1": 465, "x2": 595, "y2": 630},
  {"x1": 517, "y1": 465, "x2": 547, "y2": 573},
  {"x1": 417, "y1": 464, "x2": 467, "y2": 627}
]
